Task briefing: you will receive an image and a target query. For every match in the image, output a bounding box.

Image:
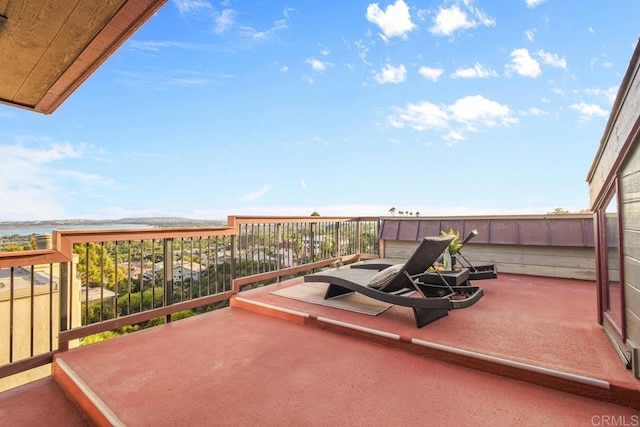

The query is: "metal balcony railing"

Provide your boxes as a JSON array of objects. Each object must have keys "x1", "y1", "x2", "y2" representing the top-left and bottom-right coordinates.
[{"x1": 0, "y1": 216, "x2": 379, "y2": 380}]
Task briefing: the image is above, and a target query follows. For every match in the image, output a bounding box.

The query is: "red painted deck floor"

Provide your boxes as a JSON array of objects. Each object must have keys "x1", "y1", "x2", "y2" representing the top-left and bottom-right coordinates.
[{"x1": 2, "y1": 273, "x2": 640, "y2": 426}]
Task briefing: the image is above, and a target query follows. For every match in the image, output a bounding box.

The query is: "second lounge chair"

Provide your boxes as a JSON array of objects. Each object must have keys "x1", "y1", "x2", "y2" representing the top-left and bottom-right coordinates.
[{"x1": 303, "y1": 235, "x2": 483, "y2": 327}]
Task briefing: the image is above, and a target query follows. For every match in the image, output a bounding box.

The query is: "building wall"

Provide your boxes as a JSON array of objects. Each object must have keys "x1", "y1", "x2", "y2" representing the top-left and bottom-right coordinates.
[
  {"x1": 0, "y1": 261, "x2": 81, "y2": 392},
  {"x1": 587, "y1": 38, "x2": 640, "y2": 376},
  {"x1": 384, "y1": 241, "x2": 596, "y2": 281},
  {"x1": 587, "y1": 44, "x2": 640, "y2": 205},
  {"x1": 380, "y1": 216, "x2": 596, "y2": 280}
]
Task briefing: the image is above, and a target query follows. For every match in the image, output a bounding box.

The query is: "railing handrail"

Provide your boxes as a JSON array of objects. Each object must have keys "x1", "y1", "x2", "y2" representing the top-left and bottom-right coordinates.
[
  {"x1": 0, "y1": 249, "x2": 68, "y2": 269},
  {"x1": 228, "y1": 215, "x2": 380, "y2": 225},
  {"x1": 379, "y1": 213, "x2": 594, "y2": 220}
]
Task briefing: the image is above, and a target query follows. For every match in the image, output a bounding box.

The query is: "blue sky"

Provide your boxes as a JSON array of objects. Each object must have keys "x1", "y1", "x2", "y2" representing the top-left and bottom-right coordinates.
[{"x1": 1, "y1": 0, "x2": 638, "y2": 221}]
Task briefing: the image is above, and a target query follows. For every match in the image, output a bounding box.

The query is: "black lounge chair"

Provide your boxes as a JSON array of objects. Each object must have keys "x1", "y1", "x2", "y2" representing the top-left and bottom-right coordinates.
[
  {"x1": 304, "y1": 235, "x2": 484, "y2": 328},
  {"x1": 353, "y1": 230, "x2": 498, "y2": 280}
]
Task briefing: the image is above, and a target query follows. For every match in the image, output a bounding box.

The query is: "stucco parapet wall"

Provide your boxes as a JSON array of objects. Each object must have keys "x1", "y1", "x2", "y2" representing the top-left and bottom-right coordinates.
[{"x1": 380, "y1": 215, "x2": 594, "y2": 248}]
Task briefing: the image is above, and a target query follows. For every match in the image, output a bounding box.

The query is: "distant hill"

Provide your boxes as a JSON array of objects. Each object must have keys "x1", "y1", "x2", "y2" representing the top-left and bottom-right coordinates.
[{"x1": 0, "y1": 217, "x2": 228, "y2": 230}]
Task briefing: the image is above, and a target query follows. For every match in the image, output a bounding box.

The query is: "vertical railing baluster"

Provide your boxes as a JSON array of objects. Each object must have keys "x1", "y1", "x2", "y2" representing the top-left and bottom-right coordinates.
[
  {"x1": 100, "y1": 242, "x2": 105, "y2": 322},
  {"x1": 9, "y1": 268, "x2": 14, "y2": 362},
  {"x1": 164, "y1": 238, "x2": 173, "y2": 323},
  {"x1": 127, "y1": 242, "x2": 132, "y2": 315},
  {"x1": 276, "y1": 223, "x2": 282, "y2": 278},
  {"x1": 84, "y1": 243, "x2": 90, "y2": 325},
  {"x1": 334, "y1": 222, "x2": 340, "y2": 259},
  {"x1": 140, "y1": 239, "x2": 144, "y2": 313},
  {"x1": 114, "y1": 242, "x2": 119, "y2": 318},
  {"x1": 49, "y1": 263, "x2": 54, "y2": 352},
  {"x1": 30, "y1": 266, "x2": 35, "y2": 357},
  {"x1": 59, "y1": 262, "x2": 70, "y2": 352},
  {"x1": 151, "y1": 239, "x2": 155, "y2": 309},
  {"x1": 189, "y1": 237, "x2": 193, "y2": 301},
  {"x1": 231, "y1": 234, "x2": 237, "y2": 292},
  {"x1": 310, "y1": 223, "x2": 316, "y2": 263},
  {"x1": 214, "y1": 237, "x2": 219, "y2": 294}
]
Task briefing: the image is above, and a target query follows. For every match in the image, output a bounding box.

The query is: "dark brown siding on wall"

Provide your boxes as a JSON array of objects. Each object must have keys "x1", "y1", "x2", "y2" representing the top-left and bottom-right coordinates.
[
  {"x1": 549, "y1": 219, "x2": 587, "y2": 246},
  {"x1": 417, "y1": 221, "x2": 441, "y2": 239},
  {"x1": 463, "y1": 220, "x2": 490, "y2": 244},
  {"x1": 490, "y1": 219, "x2": 518, "y2": 244},
  {"x1": 380, "y1": 220, "x2": 400, "y2": 240},
  {"x1": 380, "y1": 216, "x2": 594, "y2": 247},
  {"x1": 397, "y1": 220, "x2": 419, "y2": 241},
  {"x1": 518, "y1": 219, "x2": 549, "y2": 245}
]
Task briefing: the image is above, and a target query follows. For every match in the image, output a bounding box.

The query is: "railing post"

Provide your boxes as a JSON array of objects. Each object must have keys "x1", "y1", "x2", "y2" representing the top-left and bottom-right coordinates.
[
  {"x1": 276, "y1": 223, "x2": 282, "y2": 281},
  {"x1": 356, "y1": 220, "x2": 361, "y2": 256},
  {"x1": 164, "y1": 238, "x2": 173, "y2": 323},
  {"x1": 231, "y1": 235, "x2": 237, "y2": 289},
  {"x1": 310, "y1": 223, "x2": 316, "y2": 263},
  {"x1": 58, "y1": 261, "x2": 70, "y2": 352},
  {"x1": 334, "y1": 222, "x2": 340, "y2": 257}
]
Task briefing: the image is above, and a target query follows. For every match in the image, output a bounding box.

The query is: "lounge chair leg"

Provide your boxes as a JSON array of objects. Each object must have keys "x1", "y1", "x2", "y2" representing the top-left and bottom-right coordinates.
[
  {"x1": 325, "y1": 284, "x2": 354, "y2": 299},
  {"x1": 413, "y1": 308, "x2": 448, "y2": 328}
]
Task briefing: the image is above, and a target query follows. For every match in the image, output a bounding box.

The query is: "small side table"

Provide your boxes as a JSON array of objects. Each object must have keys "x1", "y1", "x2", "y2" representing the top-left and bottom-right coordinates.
[{"x1": 419, "y1": 268, "x2": 470, "y2": 287}]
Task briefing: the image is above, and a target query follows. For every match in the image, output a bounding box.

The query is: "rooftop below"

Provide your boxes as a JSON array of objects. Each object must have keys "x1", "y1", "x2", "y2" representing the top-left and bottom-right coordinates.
[{"x1": 1, "y1": 271, "x2": 639, "y2": 425}]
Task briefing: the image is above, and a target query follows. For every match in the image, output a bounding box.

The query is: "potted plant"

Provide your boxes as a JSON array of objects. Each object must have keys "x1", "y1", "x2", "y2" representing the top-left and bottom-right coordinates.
[{"x1": 440, "y1": 229, "x2": 462, "y2": 271}]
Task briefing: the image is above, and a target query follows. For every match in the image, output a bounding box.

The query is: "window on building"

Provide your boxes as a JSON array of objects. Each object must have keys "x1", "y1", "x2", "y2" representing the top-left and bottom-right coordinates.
[{"x1": 603, "y1": 191, "x2": 623, "y2": 328}]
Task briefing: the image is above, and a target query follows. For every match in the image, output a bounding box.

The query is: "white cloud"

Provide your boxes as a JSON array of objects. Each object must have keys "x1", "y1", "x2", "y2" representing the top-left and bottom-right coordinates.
[
  {"x1": 449, "y1": 95, "x2": 517, "y2": 127},
  {"x1": 300, "y1": 180, "x2": 307, "y2": 189},
  {"x1": 374, "y1": 64, "x2": 407, "y2": 84},
  {"x1": 525, "y1": 29, "x2": 536, "y2": 41},
  {"x1": 306, "y1": 57, "x2": 328, "y2": 72},
  {"x1": 214, "y1": 9, "x2": 235, "y2": 34},
  {"x1": 526, "y1": 107, "x2": 548, "y2": 116},
  {"x1": 537, "y1": 50, "x2": 567, "y2": 69},
  {"x1": 388, "y1": 101, "x2": 449, "y2": 131},
  {"x1": 526, "y1": 0, "x2": 546, "y2": 8},
  {"x1": 0, "y1": 141, "x2": 102, "y2": 220},
  {"x1": 419, "y1": 66, "x2": 444, "y2": 82},
  {"x1": 239, "y1": 185, "x2": 272, "y2": 202},
  {"x1": 583, "y1": 86, "x2": 619, "y2": 105},
  {"x1": 280, "y1": 65, "x2": 289, "y2": 73},
  {"x1": 354, "y1": 40, "x2": 371, "y2": 66},
  {"x1": 506, "y1": 48, "x2": 541, "y2": 78},
  {"x1": 570, "y1": 102, "x2": 609, "y2": 121},
  {"x1": 429, "y1": 2, "x2": 495, "y2": 37},
  {"x1": 173, "y1": 0, "x2": 212, "y2": 14},
  {"x1": 128, "y1": 41, "x2": 200, "y2": 52},
  {"x1": 366, "y1": 0, "x2": 416, "y2": 40},
  {"x1": 443, "y1": 130, "x2": 466, "y2": 142},
  {"x1": 388, "y1": 95, "x2": 517, "y2": 138},
  {"x1": 451, "y1": 63, "x2": 498, "y2": 79},
  {"x1": 238, "y1": 18, "x2": 288, "y2": 41}
]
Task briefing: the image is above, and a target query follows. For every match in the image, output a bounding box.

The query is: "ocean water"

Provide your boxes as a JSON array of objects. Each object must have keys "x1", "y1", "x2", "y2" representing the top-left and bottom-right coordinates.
[{"x1": 0, "y1": 223, "x2": 150, "y2": 237}]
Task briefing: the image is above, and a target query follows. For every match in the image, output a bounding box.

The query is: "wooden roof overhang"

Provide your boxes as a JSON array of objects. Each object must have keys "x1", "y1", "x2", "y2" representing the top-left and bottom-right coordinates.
[
  {"x1": 586, "y1": 37, "x2": 640, "y2": 210},
  {"x1": 0, "y1": 0, "x2": 166, "y2": 114}
]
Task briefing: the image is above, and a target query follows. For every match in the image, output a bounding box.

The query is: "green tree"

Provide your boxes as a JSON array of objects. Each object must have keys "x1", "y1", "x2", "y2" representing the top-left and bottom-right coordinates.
[
  {"x1": 74, "y1": 243, "x2": 116, "y2": 288},
  {"x1": 389, "y1": 207, "x2": 396, "y2": 216},
  {"x1": 548, "y1": 207, "x2": 570, "y2": 215}
]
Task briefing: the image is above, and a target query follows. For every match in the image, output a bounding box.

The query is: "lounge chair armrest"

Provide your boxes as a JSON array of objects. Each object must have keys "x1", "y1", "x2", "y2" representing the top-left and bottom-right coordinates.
[{"x1": 450, "y1": 286, "x2": 484, "y2": 309}]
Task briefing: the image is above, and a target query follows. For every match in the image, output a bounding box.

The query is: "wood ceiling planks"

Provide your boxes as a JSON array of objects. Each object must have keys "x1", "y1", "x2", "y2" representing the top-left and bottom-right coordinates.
[
  {"x1": 15, "y1": 0, "x2": 126, "y2": 107},
  {"x1": 0, "y1": 0, "x2": 166, "y2": 113}
]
